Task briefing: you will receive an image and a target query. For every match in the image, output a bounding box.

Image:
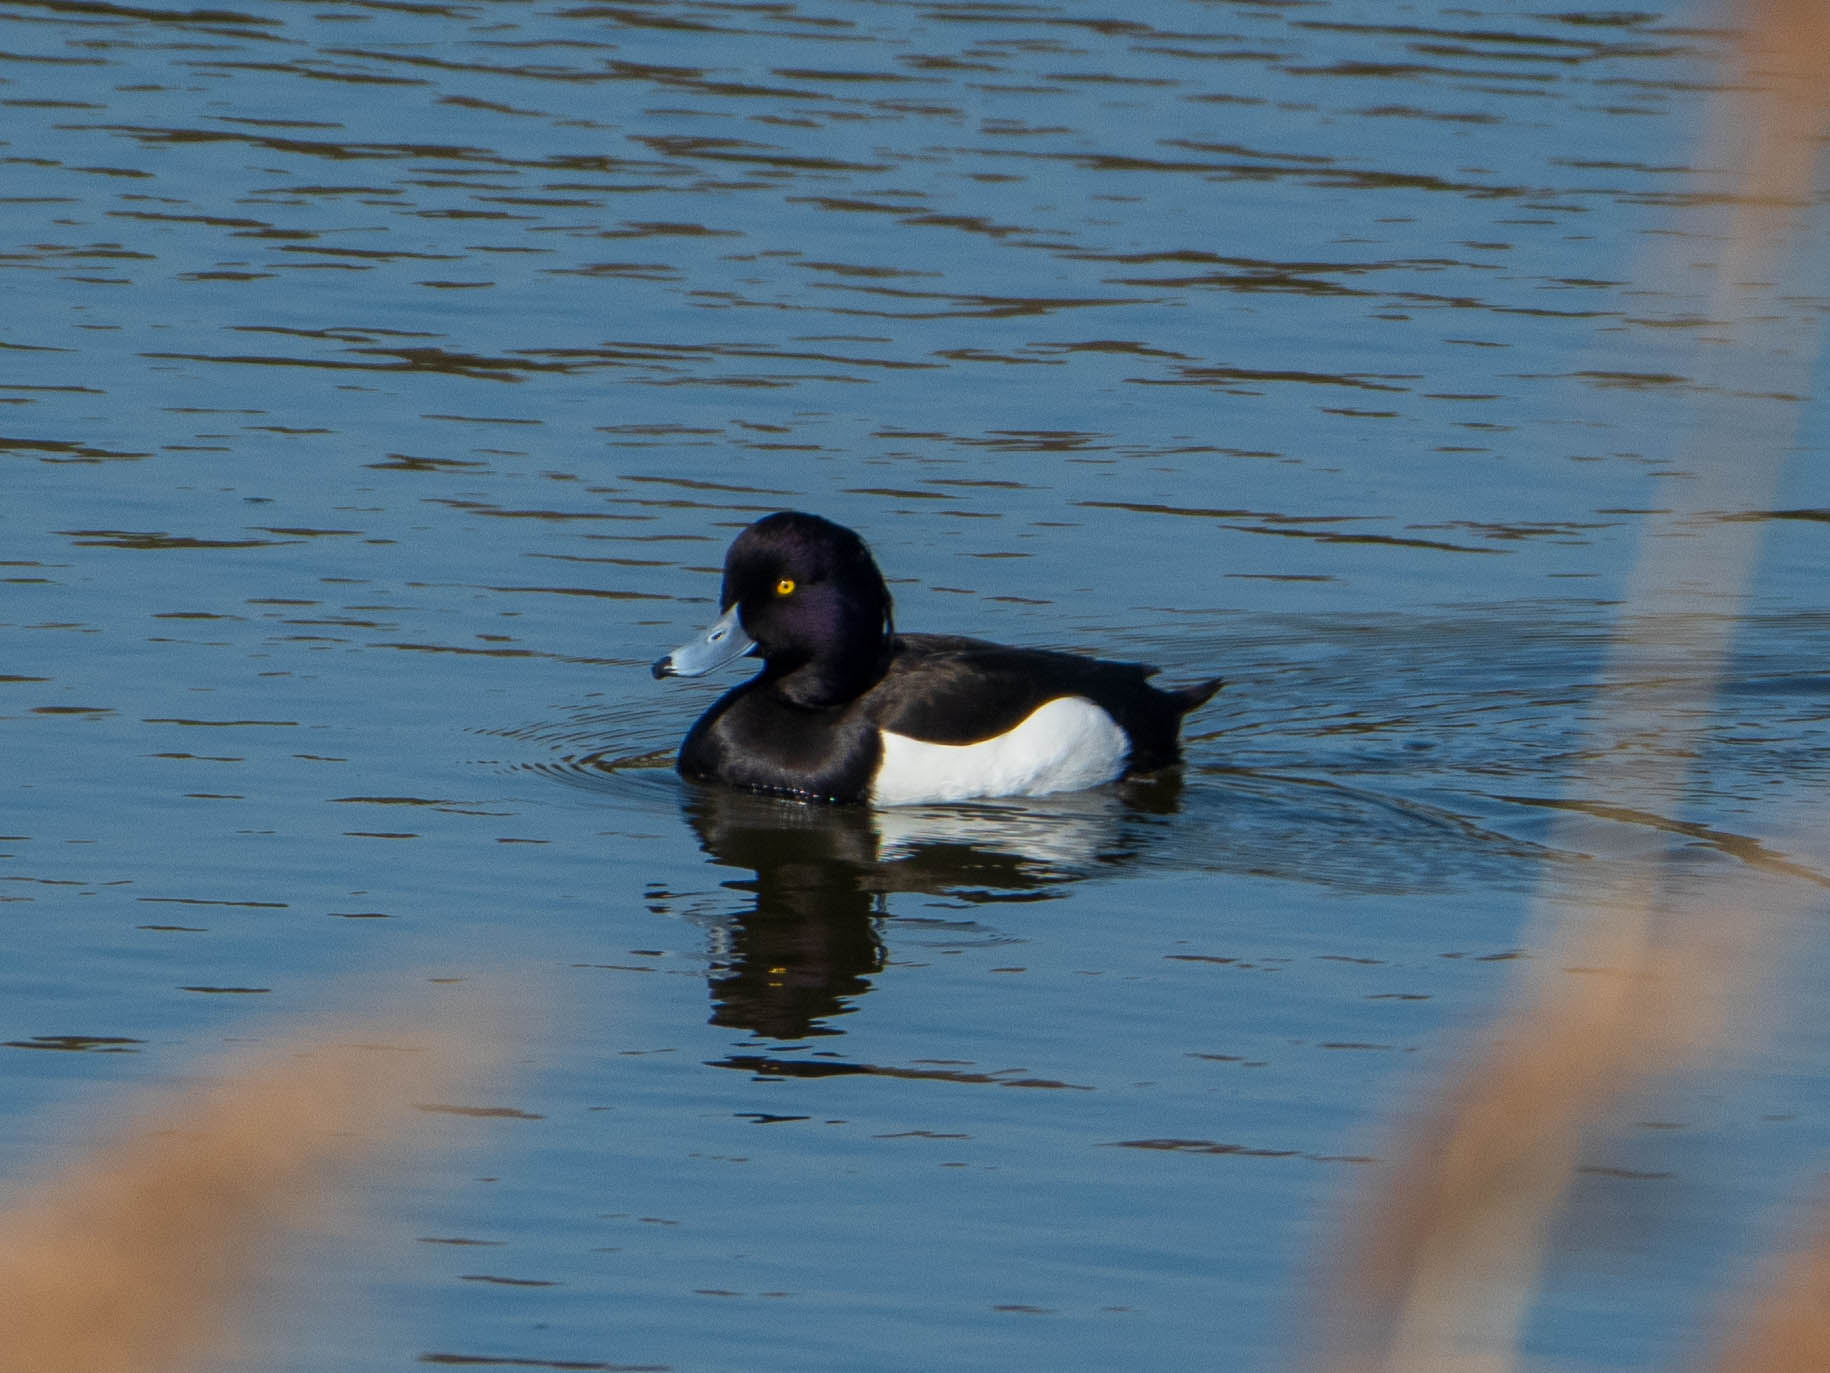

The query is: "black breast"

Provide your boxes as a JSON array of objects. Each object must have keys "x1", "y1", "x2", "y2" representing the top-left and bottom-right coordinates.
[{"x1": 678, "y1": 681, "x2": 883, "y2": 803}]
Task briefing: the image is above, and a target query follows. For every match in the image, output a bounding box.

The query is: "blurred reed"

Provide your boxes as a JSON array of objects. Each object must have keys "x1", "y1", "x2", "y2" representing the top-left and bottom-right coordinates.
[
  {"x1": 0, "y1": 1011, "x2": 495, "y2": 1373},
  {"x1": 1703, "y1": 1193, "x2": 1830, "y2": 1373},
  {"x1": 1307, "y1": 3, "x2": 1830, "y2": 1371}
]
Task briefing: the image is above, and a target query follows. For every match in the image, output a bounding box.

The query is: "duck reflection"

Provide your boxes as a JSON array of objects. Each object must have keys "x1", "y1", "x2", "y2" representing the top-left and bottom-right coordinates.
[{"x1": 678, "y1": 776, "x2": 1186, "y2": 1040}]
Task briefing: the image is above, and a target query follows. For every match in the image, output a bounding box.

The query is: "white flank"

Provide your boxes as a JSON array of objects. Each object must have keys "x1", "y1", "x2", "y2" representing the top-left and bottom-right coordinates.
[{"x1": 869, "y1": 695, "x2": 1130, "y2": 806}]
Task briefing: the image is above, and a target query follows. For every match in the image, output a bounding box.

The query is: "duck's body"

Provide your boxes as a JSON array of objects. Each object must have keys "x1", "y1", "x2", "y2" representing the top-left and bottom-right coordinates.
[{"x1": 653, "y1": 512, "x2": 1221, "y2": 806}]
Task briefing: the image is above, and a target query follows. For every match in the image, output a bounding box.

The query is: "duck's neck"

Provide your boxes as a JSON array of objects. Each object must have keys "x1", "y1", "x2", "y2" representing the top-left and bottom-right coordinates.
[{"x1": 767, "y1": 634, "x2": 891, "y2": 709}]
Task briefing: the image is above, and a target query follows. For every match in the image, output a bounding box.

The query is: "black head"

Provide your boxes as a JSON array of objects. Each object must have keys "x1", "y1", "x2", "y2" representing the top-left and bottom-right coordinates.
[{"x1": 721, "y1": 511, "x2": 895, "y2": 706}]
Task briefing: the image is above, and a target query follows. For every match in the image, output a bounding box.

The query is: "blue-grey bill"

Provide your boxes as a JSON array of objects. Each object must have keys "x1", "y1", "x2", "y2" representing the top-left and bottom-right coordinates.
[{"x1": 652, "y1": 604, "x2": 756, "y2": 679}]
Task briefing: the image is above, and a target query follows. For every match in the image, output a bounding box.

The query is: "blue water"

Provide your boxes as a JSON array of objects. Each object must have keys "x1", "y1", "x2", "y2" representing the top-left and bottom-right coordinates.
[{"x1": 3, "y1": 2, "x2": 1828, "y2": 1369}]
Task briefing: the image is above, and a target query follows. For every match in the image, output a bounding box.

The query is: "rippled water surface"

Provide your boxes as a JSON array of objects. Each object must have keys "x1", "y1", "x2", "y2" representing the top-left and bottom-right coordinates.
[{"x1": 4, "y1": 2, "x2": 1829, "y2": 1369}]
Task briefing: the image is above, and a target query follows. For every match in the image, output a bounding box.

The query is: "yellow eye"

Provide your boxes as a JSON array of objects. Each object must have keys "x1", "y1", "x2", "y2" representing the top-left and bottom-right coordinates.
[{"x1": 775, "y1": 577, "x2": 796, "y2": 597}]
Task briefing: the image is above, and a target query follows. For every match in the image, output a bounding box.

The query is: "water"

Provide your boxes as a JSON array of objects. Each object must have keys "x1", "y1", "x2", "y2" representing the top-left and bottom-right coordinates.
[{"x1": 3, "y1": 1, "x2": 1829, "y2": 1369}]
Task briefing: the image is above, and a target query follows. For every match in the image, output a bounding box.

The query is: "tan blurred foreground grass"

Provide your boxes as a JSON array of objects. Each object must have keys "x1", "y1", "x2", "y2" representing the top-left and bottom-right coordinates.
[
  {"x1": 1308, "y1": 3, "x2": 1830, "y2": 1371},
  {"x1": 0, "y1": 1015, "x2": 494, "y2": 1373}
]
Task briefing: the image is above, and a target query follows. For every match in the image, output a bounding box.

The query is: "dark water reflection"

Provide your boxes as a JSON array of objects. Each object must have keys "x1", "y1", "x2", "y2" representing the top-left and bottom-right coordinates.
[
  {"x1": 680, "y1": 785, "x2": 894, "y2": 1040},
  {"x1": 675, "y1": 778, "x2": 1189, "y2": 1038}
]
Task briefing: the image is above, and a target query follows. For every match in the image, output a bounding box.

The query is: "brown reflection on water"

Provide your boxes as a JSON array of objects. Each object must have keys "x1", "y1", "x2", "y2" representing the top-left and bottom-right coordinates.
[
  {"x1": 711, "y1": 1052, "x2": 1095, "y2": 1092},
  {"x1": 2, "y1": 5, "x2": 1720, "y2": 388},
  {"x1": 1106, "y1": 1135, "x2": 1373, "y2": 1165}
]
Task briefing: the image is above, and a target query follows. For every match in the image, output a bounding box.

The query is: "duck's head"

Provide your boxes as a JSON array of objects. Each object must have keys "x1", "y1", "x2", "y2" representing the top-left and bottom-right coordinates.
[{"x1": 652, "y1": 511, "x2": 895, "y2": 705}]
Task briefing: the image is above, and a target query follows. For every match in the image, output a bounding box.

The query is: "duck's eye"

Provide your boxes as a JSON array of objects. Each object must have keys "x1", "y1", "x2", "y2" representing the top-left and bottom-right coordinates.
[{"x1": 775, "y1": 577, "x2": 796, "y2": 597}]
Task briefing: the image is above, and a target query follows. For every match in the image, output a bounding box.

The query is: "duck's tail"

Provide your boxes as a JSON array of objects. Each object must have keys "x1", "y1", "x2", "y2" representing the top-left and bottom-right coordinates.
[{"x1": 1171, "y1": 676, "x2": 1225, "y2": 716}]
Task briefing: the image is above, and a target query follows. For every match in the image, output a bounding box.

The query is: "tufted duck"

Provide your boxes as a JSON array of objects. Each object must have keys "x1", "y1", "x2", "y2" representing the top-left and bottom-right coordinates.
[{"x1": 652, "y1": 511, "x2": 1221, "y2": 805}]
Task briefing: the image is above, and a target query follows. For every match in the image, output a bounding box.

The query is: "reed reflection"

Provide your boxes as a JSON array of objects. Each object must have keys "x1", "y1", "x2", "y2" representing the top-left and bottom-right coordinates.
[{"x1": 678, "y1": 777, "x2": 1187, "y2": 1041}]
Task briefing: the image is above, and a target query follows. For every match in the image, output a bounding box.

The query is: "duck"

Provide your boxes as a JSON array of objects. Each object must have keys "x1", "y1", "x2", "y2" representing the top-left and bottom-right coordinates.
[{"x1": 651, "y1": 511, "x2": 1222, "y2": 805}]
